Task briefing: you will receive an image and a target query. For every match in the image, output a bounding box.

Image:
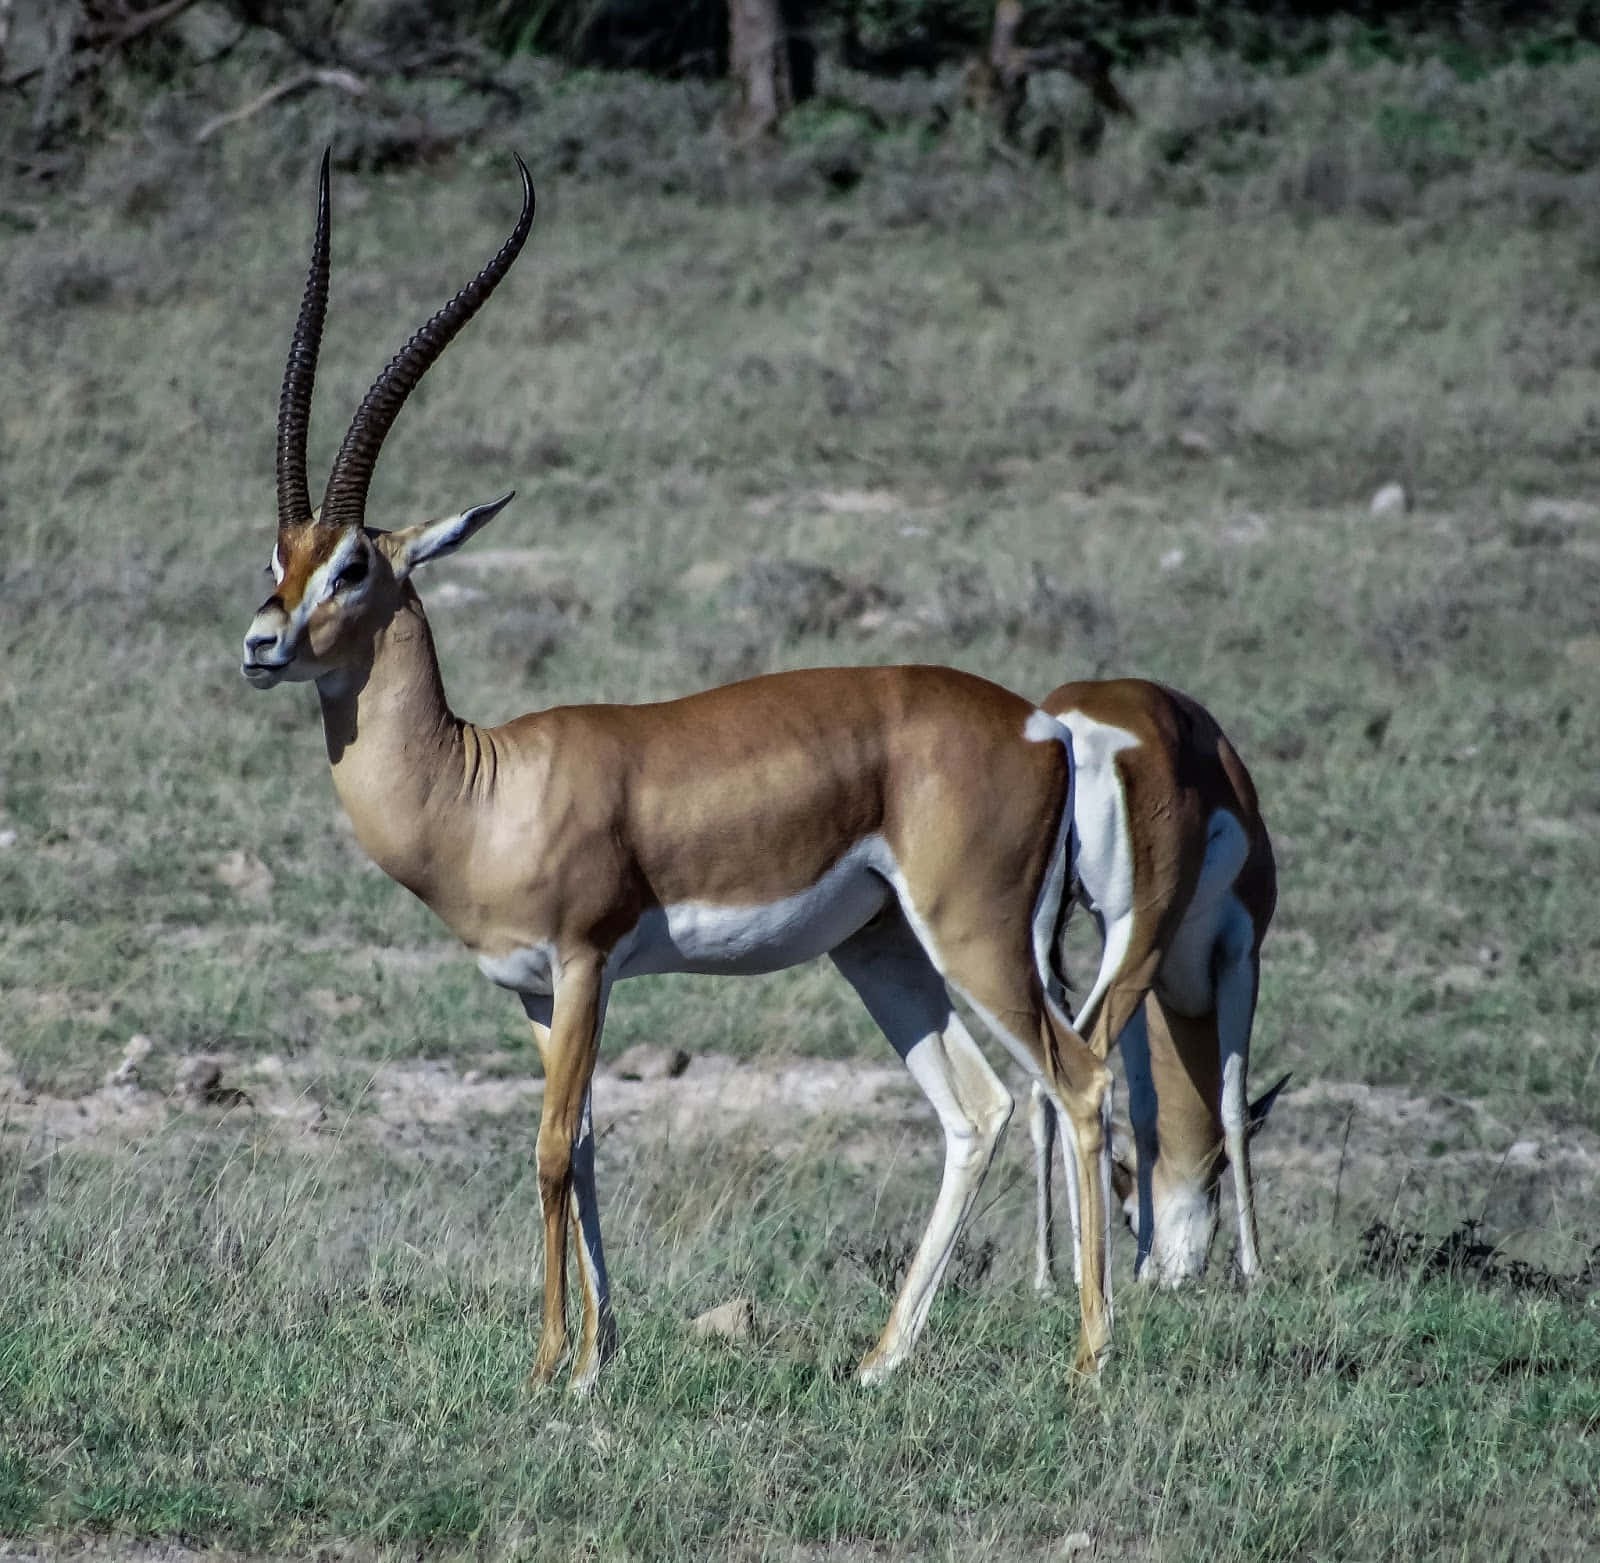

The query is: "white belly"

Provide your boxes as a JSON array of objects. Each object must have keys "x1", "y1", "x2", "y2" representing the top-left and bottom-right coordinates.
[
  {"x1": 478, "y1": 838, "x2": 898, "y2": 995},
  {"x1": 611, "y1": 838, "x2": 894, "y2": 980}
]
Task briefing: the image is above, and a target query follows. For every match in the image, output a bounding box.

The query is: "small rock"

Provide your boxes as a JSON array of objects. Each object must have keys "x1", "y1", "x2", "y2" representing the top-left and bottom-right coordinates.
[
  {"x1": 1175, "y1": 428, "x2": 1214, "y2": 458},
  {"x1": 690, "y1": 1297, "x2": 753, "y2": 1342},
  {"x1": 107, "y1": 1033, "x2": 154, "y2": 1088},
  {"x1": 215, "y1": 849, "x2": 274, "y2": 904},
  {"x1": 611, "y1": 1044, "x2": 691, "y2": 1082},
  {"x1": 0, "y1": 828, "x2": 16, "y2": 849},
  {"x1": 1060, "y1": 1532, "x2": 1094, "y2": 1556},
  {"x1": 1369, "y1": 482, "x2": 1409, "y2": 518},
  {"x1": 176, "y1": 1055, "x2": 223, "y2": 1098},
  {"x1": 176, "y1": 1054, "x2": 251, "y2": 1109},
  {"x1": 679, "y1": 559, "x2": 735, "y2": 593},
  {"x1": 1159, "y1": 547, "x2": 1186, "y2": 573}
]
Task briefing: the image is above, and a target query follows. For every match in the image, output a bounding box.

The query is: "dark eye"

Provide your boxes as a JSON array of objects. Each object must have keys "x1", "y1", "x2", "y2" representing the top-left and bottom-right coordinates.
[{"x1": 335, "y1": 552, "x2": 369, "y2": 592}]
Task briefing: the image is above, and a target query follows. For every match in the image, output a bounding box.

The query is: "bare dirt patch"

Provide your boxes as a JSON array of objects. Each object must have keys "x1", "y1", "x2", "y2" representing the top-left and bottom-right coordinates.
[{"x1": 6, "y1": 1043, "x2": 1596, "y2": 1261}]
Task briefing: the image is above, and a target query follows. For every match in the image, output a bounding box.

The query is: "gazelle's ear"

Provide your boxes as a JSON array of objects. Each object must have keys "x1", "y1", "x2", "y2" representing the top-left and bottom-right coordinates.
[{"x1": 387, "y1": 492, "x2": 515, "y2": 579}]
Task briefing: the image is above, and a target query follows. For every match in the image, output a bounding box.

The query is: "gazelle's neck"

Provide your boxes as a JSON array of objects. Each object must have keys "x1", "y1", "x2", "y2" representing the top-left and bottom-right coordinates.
[{"x1": 317, "y1": 585, "x2": 467, "y2": 896}]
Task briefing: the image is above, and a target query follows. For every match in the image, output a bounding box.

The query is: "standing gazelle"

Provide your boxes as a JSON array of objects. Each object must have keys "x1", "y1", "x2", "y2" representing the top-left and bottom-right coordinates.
[
  {"x1": 1028, "y1": 679, "x2": 1278, "y2": 1290},
  {"x1": 240, "y1": 153, "x2": 1122, "y2": 1388}
]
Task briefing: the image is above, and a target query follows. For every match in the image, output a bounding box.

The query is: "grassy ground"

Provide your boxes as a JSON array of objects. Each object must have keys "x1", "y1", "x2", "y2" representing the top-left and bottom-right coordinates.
[
  {"x1": 4, "y1": 44, "x2": 1600, "y2": 1561},
  {"x1": 3, "y1": 1108, "x2": 1599, "y2": 1560}
]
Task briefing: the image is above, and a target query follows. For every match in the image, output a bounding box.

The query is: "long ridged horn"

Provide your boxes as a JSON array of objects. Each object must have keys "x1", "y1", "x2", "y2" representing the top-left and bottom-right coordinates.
[
  {"x1": 276, "y1": 148, "x2": 332, "y2": 532},
  {"x1": 320, "y1": 154, "x2": 535, "y2": 534}
]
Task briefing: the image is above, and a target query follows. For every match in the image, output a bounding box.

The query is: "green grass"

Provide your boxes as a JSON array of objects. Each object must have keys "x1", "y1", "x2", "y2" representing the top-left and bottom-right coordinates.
[
  {"x1": 2, "y1": 1128, "x2": 1596, "y2": 1560},
  {"x1": 6, "y1": 44, "x2": 1600, "y2": 1560}
]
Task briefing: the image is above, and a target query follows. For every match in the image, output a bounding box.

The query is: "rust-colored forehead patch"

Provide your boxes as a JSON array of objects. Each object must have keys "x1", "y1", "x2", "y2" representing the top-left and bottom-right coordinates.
[{"x1": 274, "y1": 522, "x2": 348, "y2": 606}]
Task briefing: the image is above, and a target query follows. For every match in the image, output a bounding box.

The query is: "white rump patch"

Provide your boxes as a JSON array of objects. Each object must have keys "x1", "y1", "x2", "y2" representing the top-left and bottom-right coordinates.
[
  {"x1": 1021, "y1": 710, "x2": 1075, "y2": 1004},
  {"x1": 1024, "y1": 708, "x2": 1063, "y2": 744}
]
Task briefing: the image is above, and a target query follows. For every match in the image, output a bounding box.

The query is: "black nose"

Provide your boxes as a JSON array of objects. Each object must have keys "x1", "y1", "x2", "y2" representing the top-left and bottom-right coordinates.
[{"x1": 244, "y1": 629, "x2": 278, "y2": 657}]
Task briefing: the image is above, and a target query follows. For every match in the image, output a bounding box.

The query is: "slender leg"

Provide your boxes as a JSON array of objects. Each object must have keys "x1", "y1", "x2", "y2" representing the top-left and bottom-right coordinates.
[
  {"x1": 566, "y1": 1082, "x2": 619, "y2": 1390},
  {"x1": 1143, "y1": 995, "x2": 1223, "y2": 1285},
  {"x1": 1215, "y1": 905, "x2": 1265, "y2": 1281},
  {"x1": 1027, "y1": 1081, "x2": 1056, "y2": 1294},
  {"x1": 1118, "y1": 1002, "x2": 1158, "y2": 1281},
  {"x1": 830, "y1": 914, "x2": 1014, "y2": 1384},
  {"x1": 529, "y1": 977, "x2": 619, "y2": 1392},
  {"x1": 529, "y1": 956, "x2": 606, "y2": 1386},
  {"x1": 1058, "y1": 1095, "x2": 1082, "y2": 1288},
  {"x1": 946, "y1": 960, "x2": 1114, "y2": 1375}
]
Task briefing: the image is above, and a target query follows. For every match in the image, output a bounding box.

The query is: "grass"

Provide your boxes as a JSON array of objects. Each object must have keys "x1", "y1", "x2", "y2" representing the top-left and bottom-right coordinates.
[
  {"x1": 4, "y1": 43, "x2": 1600, "y2": 1561},
  {"x1": 3, "y1": 1119, "x2": 1598, "y2": 1560}
]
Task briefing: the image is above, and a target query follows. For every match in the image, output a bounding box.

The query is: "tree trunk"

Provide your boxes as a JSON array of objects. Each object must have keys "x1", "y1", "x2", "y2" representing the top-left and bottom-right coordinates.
[{"x1": 727, "y1": 0, "x2": 792, "y2": 142}]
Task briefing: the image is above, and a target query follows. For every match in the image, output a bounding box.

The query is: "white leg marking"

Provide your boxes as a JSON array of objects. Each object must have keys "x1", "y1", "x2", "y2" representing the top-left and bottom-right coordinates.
[
  {"x1": 830, "y1": 917, "x2": 1012, "y2": 1383},
  {"x1": 1214, "y1": 896, "x2": 1263, "y2": 1279},
  {"x1": 568, "y1": 1082, "x2": 617, "y2": 1392},
  {"x1": 1024, "y1": 710, "x2": 1077, "y2": 991}
]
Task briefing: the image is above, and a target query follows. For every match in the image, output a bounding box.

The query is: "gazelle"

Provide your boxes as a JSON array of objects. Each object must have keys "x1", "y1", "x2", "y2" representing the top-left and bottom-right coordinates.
[
  {"x1": 240, "y1": 152, "x2": 1120, "y2": 1389},
  {"x1": 1027, "y1": 679, "x2": 1278, "y2": 1291}
]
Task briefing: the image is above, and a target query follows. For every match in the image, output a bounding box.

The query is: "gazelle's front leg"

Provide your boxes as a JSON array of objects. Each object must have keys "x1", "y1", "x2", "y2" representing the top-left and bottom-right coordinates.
[
  {"x1": 523, "y1": 992, "x2": 617, "y2": 1392},
  {"x1": 529, "y1": 956, "x2": 607, "y2": 1387},
  {"x1": 1215, "y1": 904, "x2": 1265, "y2": 1281}
]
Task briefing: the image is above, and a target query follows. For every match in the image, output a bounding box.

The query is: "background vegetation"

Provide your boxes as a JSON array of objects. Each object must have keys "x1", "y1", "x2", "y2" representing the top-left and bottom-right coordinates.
[{"x1": 4, "y1": 4, "x2": 1600, "y2": 1558}]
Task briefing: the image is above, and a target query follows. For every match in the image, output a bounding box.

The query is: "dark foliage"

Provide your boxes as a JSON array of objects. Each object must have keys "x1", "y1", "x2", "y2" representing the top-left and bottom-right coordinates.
[
  {"x1": 482, "y1": 1, "x2": 1600, "y2": 78},
  {"x1": 1362, "y1": 1217, "x2": 1600, "y2": 1301}
]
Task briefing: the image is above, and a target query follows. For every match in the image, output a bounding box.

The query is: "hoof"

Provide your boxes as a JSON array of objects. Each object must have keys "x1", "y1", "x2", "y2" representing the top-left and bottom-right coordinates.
[
  {"x1": 568, "y1": 1322, "x2": 618, "y2": 1396},
  {"x1": 529, "y1": 1340, "x2": 565, "y2": 1387},
  {"x1": 854, "y1": 1349, "x2": 899, "y2": 1387}
]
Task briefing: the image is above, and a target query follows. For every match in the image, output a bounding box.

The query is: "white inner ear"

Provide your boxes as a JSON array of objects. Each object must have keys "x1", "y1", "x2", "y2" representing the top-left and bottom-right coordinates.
[{"x1": 270, "y1": 544, "x2": 285, "y2": 584}]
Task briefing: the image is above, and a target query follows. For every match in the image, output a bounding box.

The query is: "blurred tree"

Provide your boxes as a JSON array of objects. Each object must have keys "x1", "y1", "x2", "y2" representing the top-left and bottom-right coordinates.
[
  {"x1": 962, "y1": 0, "x2": 1133, "y2": 150},
  {"x1": 728, "y1": 0, "x2": 793, "y2": 137}
]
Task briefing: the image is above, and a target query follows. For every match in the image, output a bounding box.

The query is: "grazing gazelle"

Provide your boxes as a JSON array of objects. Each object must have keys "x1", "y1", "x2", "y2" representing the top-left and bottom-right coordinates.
[
  {"x1": 1025, "y1": 679, "x2": 1278, "y2": 1291},
  {"x1": 239, "y1": 152, "x2": 1122, "y2": 1390}
]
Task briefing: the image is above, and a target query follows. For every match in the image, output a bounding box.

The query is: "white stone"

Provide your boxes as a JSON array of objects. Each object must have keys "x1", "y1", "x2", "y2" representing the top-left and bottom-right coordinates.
[
  {"x1": 690, "y1": 1297, "x2": 753, "y2": 1342},
  {"x1": 215, "y1": 849, "x2": 274, "y2": 903},
  {"x1": 108, "y1": 1033, "x2": 154, "y2": 1088},
  {"x1": 1369, "y1": 482, "x2": 1408, "y2": 518}
]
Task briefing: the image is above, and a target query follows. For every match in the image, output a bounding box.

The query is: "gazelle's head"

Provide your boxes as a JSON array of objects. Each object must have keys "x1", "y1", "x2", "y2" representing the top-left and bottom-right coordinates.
[{"x1": 242, "y1": 151, "x2": 534, "y2": 691}]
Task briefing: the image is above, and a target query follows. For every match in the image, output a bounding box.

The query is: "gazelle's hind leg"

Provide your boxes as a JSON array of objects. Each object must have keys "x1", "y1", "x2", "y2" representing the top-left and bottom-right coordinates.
[
  {"x1": 1027, "y1": 1081, "x2": 1058, "y2": 1294},
  {"x1": 1116, "y1": 1001, "x2": 1158, "y2": 1280},
  {"x1": 830, "y1": 913, "x2": 1015, "y2": 1385},
  {"x1": 947, "y1": 963, "x2": 1113, "y2": 1374},
  {"x1": 1215, "y1": 901, "x2": 1265, "y2": 1280}
]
